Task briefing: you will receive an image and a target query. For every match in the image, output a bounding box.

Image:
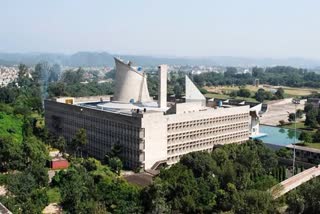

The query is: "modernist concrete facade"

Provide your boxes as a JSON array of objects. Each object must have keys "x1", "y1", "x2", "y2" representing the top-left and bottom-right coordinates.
[{"x1": 45, "y1": 58, "x2": 257, "y2": 170}]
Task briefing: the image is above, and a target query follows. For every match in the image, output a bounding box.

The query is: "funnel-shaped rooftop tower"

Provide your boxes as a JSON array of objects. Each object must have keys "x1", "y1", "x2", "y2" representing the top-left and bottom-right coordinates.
[{"x1": 113, "y1": 57, "x2": 151, "y2": 103}]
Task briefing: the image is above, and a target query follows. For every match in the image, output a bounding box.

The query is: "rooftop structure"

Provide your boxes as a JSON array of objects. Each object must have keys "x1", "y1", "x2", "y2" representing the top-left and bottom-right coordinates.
[
  {"x1": 113, "y1": 58, "x2": 151, "y2": 103},
  {"x1": 45, "y1": 57, "x2": 261, "y2": 170}
]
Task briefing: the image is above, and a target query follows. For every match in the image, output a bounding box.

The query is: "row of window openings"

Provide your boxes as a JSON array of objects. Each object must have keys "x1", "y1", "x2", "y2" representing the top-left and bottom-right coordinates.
[
  {"x1": 167, "y1": 114, "x2": 248, "y2": 129},
  {"x1": 168, "y1": 124, "x2": 248, "y2": 142},
  {"x1": 167, "y1": 140, "x2": 249, "y2": 161},
  {"x1": 64, "y1": 121, "x2": 141, "y2": 137},
  {"x1": 61, "y1": 130, "x2": 140, "y2": 150},
  {"x1": 167, "y1": 148, "x2": 213, "y2": 162},
  {"x1": 87, "y1": 147, "x2": 140, "y2": 159},
  {"x1": 62, "y1": 126, "x2": 140, "y2": 144},
  {"x1": 167, "y1": 133, "x2": 248, "y2": 150},
  {"x1": 168, "y1": 118, "x2": 248, "y2": 132}
]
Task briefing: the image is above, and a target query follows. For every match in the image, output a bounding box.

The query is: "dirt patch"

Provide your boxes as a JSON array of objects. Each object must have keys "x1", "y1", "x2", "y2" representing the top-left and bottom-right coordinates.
[
  {"x1": 42, "y1": 203, "x2": 62, "y2": 214},
  {"x1": 124, "y1": 172, "x2": 154, "y2": 187}
]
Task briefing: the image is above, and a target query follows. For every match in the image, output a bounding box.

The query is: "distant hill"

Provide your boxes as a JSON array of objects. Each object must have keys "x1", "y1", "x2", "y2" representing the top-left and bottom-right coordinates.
[{"x1": 0, "y1": 52, "x2": 320, "y2": 68}]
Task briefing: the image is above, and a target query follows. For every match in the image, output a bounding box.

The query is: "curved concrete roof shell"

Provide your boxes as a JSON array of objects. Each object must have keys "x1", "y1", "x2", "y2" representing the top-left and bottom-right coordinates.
[{"x1": 113, "y1": 58, "x2": 151, "y2": 103}]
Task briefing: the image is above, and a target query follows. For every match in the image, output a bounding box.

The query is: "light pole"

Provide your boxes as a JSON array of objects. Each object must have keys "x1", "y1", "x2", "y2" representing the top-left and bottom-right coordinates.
[
  {"x1": 292, "y1": 102, "x2": 297, "y2": 175},
  {"x1": 288, "y1": 101, "x2": 298, "y2": 176}
]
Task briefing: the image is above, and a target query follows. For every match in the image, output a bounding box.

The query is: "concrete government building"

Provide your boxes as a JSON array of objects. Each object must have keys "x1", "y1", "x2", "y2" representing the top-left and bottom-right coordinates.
[{"x1": 45, "y1": 58, "x2": 261, "y2": 170}]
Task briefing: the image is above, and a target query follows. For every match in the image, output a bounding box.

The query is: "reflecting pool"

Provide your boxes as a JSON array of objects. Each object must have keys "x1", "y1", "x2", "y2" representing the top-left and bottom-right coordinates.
[{"x1": 257, "y1": 125, "x2": 301, "y2": 146}]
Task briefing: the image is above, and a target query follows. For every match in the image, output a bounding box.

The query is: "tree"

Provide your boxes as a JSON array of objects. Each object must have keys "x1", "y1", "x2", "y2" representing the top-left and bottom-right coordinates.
[
  {"x1": 233, "y1": 190, "x2": 276, "y2": 214},
  {"x1": 305, "y1": 108, "x2": 318, "y2": 128},
  {"x1": 141, "y1": 177, "x2": 171, "y2": 213},
  {"x1": 252, "y1": 67, "x2": 264, "y2": 78},
  {"x1": 5, "y1": 171, "x2": 48, "y2": 214},
  {"x1": 96, "y1": 176, "x2": 143, "y2": 213},
  {"x1": 48, "y1": 82, "x2": 68, "y2": 97},
  {"x1": 288, "y1": 113, "x2": 296, "y2": 122},
  {"x1": 109, "y1": 157, "x2": 123, "y2": 175},
  {"x1": 299, "y1": 131, "x2": 313, "y2": 143},
  {"x1": 279, "y1": 120, "x2": 286, "y2": 126},
  {"x1": 275, "y1": 88, "x2": 285, "y2": 99},
  {"x1": 238, "y1": 88, "x2": 251, "y2": 98},
  {"x1": 312, "y1": 130, "x2": 320, "y2": 143},
  {"x1": 22, "y1": 136, "x2": 49, "y2": 166},
  {"x1": 0, "y1": 136, "x2": 24, "y2": 172},
  {"x1": 58, "y1": 166, "x2": 96, "y2": 213},
  {"x1": 17, "y1": 64, "x2": 31, "y2": 87},
  {"x1": 286, "y1": 177, "x2": 320, "y2": 213},
  {"x1": 304, "y1": 103, "x2": 314, "y2": 113},
  {"x1": 193, "y1": 75, "x2": 205, "y2": 86},
  {"x1": 224, "y1": 67, "x2": 237, "y2": 78},
  {"x1": 286, "y1": 191, "x2": 305, "y2": 214},
  {"x1": 48, "y1": 64, "x2": 61, "y2": 82},
  {"x1": 70, "y1": 128, "x2": 87, "y2": 157},
  {"x1": 317, "y1": 111, "x2": 320, "y2": 125},
  {"x1": 54, "y1": 136, "x2": 66, "y2": 154},
  {"x1": 61, "y1": 68, "x2": 85, "y2": 84},
  {"x1": 230, "y1": 90, "x2": 238, "y2": 97},
  {"x1": 255, "y1": 88, "x2": 266, "y2": 103},
  {"x1": 276, "y1": 148, "x2": 291, "y2": 158},
  {"x1": 25, "y1": 162, "x2": 49, "y2": 187},
  {"x1": 296, "y1": 109, "x2": 304, "y2": 119},
  {"x1": 264, "y1": 91, "x2": 274, "y2": 100},
  {"x1": 173, "y1": 84, "x2": 183, "y2": 97},
  {"x1": 199, "y1": 88, "x2": 208, "y2": 94},
  {"x1": 180, "y1": 151, "x2": 216, "y2": 178},
  {"x1": 83, "y1": 158, "x2": 98, "y2": 172}
]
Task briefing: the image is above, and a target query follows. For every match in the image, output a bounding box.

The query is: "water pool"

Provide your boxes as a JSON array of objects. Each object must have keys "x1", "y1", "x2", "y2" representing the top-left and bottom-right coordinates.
[{"x1": 258, "y1": 125, "x2": 301, "y2": 146}]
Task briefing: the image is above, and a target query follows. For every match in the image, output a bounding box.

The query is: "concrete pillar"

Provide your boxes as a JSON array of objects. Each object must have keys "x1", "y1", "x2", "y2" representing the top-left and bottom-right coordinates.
[{"x1": 158, "y1": 65, "x2": 168, "y2": 109}]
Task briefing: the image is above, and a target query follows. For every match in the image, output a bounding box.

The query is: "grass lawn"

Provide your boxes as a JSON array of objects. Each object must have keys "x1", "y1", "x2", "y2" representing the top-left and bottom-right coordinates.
[
  {"x1": 280, "y1": 122, "x2": 316, "y2": 133},
  {"x1": 47, "y1": 187, "x2": 61, "y2": 203},
  {"x1": 0, "y1": 112, "x2": 23, "y2": 143},
  {"x1": 204, "y1": 93, "x2": 230, "y2": 99},
  {"x1": 205, "y1": 85, "x2": 320, "y2": 98},
  {"x1": 0, "y1": 174, "x2": 8, "y2": 185},
  {"x1": 31, "y1": 112, "x2": 45, "y2": 128},
  {"x1": 301, "y1": 143, "x2": 320, "y2": 150},
  {"x1": 204, "y1": 93, "x2": 258, "y2": 103},
  {"x1": 281, "y1": 122, "x2": 307, "y2": 129}
]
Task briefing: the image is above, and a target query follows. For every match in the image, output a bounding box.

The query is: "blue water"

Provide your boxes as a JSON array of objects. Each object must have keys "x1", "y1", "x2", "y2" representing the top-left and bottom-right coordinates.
[{"x1": 258, "y1": 125, "x2": 301, "y2": 146}]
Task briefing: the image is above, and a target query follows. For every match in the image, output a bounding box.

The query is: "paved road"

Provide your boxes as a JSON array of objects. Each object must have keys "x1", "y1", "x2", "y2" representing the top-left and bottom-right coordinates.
[{"x1": 271, "y1": 166, "x2": 320, "y2": 199}]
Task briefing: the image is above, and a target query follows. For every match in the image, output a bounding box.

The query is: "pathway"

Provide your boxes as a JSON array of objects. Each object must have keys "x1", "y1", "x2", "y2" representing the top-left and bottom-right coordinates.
[{"x1": 271, "y1": 165, "x2": 320, "y2": 199}]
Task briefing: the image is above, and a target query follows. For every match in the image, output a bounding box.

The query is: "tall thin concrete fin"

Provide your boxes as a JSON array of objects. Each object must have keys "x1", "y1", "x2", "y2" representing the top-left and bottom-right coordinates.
[
  {"x1": 185, "y1": 75, "x2": 206, "y2": 105},
  {"x1": 158, "y1": 65, "x2": 168, "y2": 108}
]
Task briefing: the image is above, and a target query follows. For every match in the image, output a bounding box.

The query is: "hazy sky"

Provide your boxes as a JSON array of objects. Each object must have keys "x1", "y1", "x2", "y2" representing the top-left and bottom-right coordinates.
[{"x1": 1, "y1": 0, "x2": 320, "y2": 58}]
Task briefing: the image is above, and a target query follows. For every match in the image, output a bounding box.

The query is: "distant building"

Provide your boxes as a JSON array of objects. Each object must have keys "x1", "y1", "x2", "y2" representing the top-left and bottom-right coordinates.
[
  {"x1": 306, "y1": 98, "x2": 320, "y2": 109},
  {"x1": 287, "y1": 144, "x2": 320, "y2": 165},
  {"x1": 0, "y1": 66, "x2": 18, "y2": 87},
  {"x1": 45, "y1": 58, "x2": 261, "y2": 170}
]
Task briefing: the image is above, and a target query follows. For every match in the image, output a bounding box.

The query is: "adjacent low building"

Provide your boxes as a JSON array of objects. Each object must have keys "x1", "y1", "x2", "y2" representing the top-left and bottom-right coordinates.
[
  {"x1": 45, "y1": 58, "x2": 261, "y2": 170},
  {"x1": 306, "y1": 98, "x2": 320, "y2": 109}
]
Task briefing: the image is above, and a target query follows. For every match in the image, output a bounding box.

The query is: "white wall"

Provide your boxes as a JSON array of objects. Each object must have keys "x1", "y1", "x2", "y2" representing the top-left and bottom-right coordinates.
[
  {"x1": 141, "y1": 112, "x2": 167, "y2": 169},
  {"x1": 158, "y1": 64, "x2": 167, "y2": 109}
]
